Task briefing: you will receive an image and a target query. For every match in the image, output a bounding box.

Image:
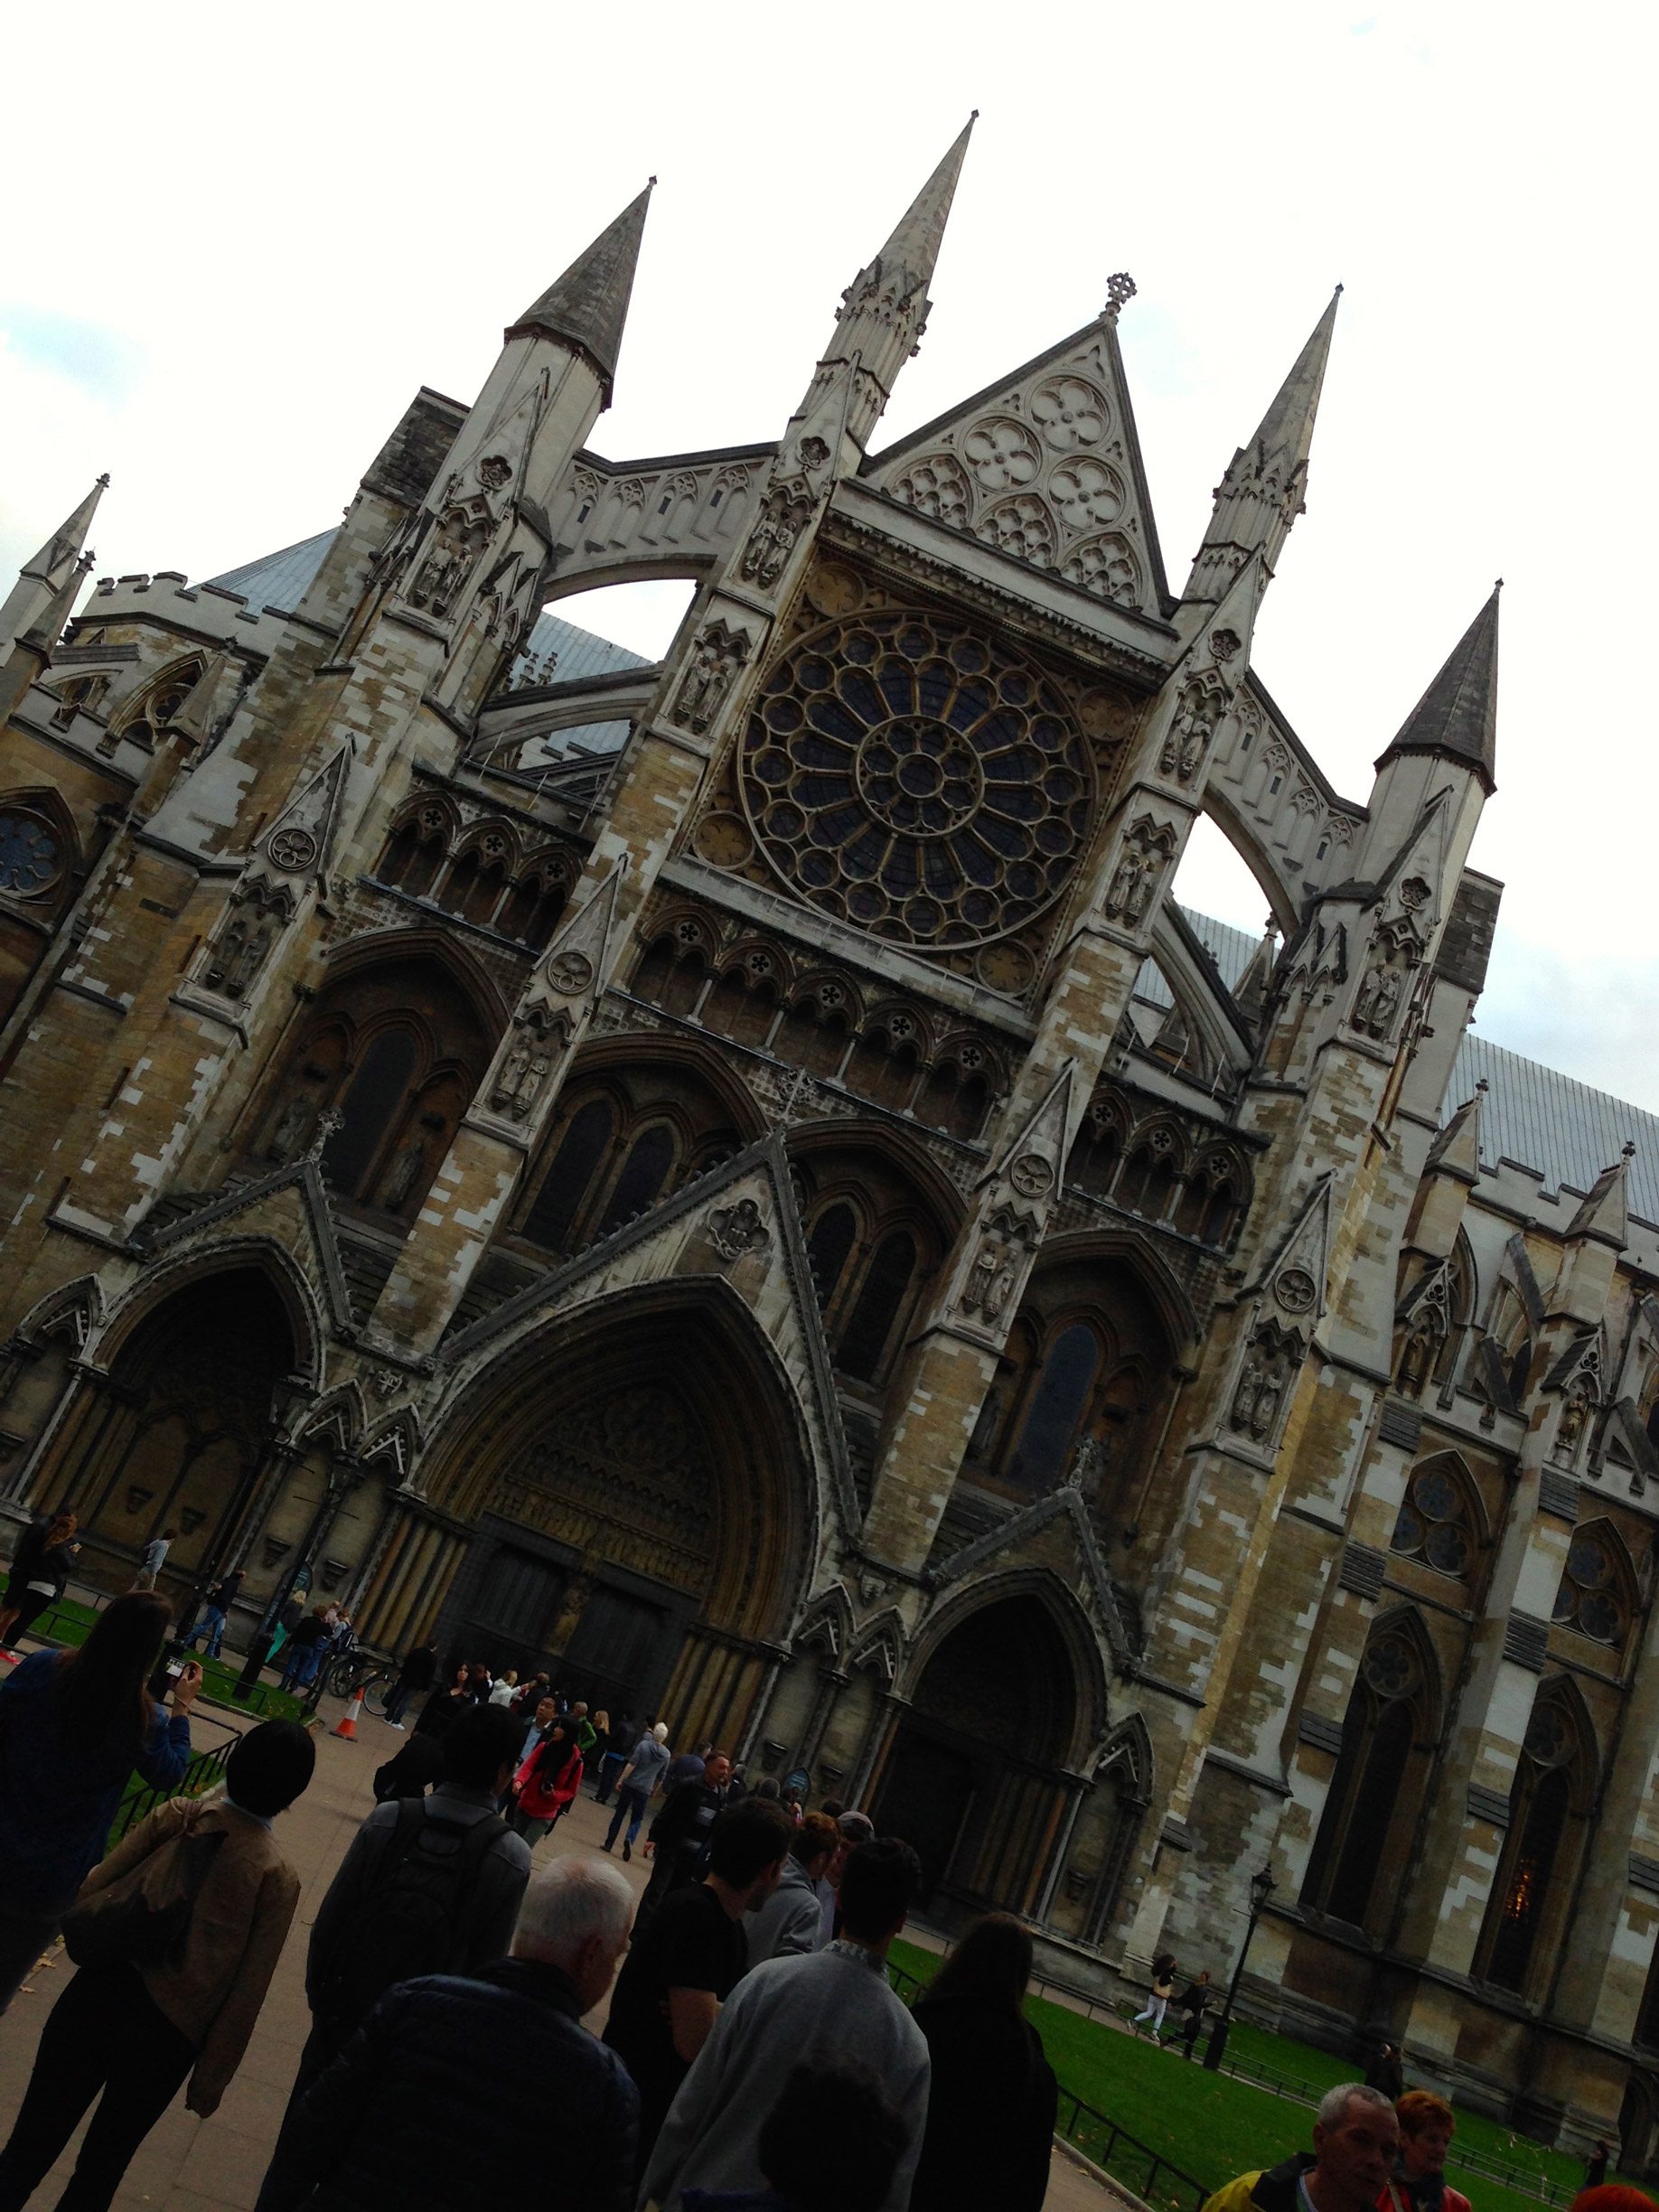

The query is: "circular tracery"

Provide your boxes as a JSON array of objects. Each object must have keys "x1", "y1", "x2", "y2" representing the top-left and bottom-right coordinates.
[{"x1": 739, "y1": 611, "x2": 1094, "y2": 951}]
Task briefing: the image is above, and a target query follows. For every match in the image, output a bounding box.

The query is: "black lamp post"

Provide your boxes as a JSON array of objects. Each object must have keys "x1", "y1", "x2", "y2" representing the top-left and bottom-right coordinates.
[{"x1": 1204, "y1": 1862, "x2": 1276, "y2": 2070}]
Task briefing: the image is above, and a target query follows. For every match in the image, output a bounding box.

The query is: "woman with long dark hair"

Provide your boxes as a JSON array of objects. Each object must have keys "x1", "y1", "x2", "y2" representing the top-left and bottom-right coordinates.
[
  {"x1": 909, "y1": 1912, "x2": 1058, "y2": 2212},
  {"x1": 0, "y1": 1590, "x2": 197, "y2": 2010},
  {"x1": 0, "y1": 1511, "x2": 80, "y2": 1646}
]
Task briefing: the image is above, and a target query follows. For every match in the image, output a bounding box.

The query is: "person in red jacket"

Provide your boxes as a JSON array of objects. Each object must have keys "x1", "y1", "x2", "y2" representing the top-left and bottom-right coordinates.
[
  {"x1": 510, "y1": 1717, "x2": 584, "y2": 1844},
  {"x1": 1382, "y1": 2091, "x2": 1471, "y2": 2212}
]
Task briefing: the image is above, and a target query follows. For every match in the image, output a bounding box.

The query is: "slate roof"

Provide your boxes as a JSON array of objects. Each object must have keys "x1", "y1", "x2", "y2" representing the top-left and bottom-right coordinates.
[
  {"x1": 205, "y1": 530, "x2": 336, "y2": 611},
  {"x1": 508, "y1": 184, "x2": 652, "y2": 395},
  {"x1": 1448, "y1": 1032, "x2": 1659, "y2": 1228}
]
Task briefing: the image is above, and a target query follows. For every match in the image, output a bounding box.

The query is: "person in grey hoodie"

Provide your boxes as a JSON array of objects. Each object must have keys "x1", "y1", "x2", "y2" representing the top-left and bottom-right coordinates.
[
  {"x1": 742, "y1": 1813, "x2": 838, "y2": 1972},
  {"x1": 602, "y1": 1720, "x2": 671, "y2": 1861}
]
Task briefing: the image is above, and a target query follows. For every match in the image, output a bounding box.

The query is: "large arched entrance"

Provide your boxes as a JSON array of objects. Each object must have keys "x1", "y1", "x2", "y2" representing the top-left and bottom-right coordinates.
[
  {"x1": 873, "y1": 1592, "x2": 1080, "y2": 1917},
  {"x1": 412, "y1": 1290, "x2": 814, "y2": 1746},
  {"x1": 33, "y1": 1268, "x2": 298, "y2": 1589}
]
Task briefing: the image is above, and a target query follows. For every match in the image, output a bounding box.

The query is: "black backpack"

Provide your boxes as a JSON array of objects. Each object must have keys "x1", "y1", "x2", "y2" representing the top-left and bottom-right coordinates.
[{"x1": 321, "y1": 1798, "x2": 509, "y2": 2029}]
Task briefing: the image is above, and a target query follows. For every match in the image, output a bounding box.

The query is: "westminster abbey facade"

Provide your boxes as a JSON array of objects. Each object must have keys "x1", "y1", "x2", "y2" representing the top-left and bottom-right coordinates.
[{"x1": 5, "y1": 122, "x2": 1659, "y2": 2160}]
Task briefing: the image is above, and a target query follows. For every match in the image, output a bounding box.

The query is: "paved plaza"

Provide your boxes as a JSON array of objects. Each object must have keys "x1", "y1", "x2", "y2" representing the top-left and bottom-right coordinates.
[{"x1": 0, "y1": 1686, "x2": 1115, "y2": 2212}]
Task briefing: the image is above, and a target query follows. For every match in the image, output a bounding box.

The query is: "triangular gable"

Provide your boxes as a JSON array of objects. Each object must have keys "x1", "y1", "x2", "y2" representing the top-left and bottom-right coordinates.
[
  {"x1": 1243, "y1": 1171, "x2": 1334, "y2": 1329},
  {"x1": 135, "y1": 1154, "x2": 355, "y2": 1332},
  {"x1": 927, "y1": 1481, "x2": 1139, "y2": 1663},
  {"x1": 862, "y1": 316, "x2": 1168, "y2": 615},
  {"x1": 436, "y1": 1127, "x2": 860, "y2": 1532}
]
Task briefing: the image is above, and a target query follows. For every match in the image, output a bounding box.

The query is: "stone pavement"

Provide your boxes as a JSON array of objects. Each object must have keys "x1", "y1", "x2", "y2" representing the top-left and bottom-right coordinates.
[{"x1": 0, "y1": 1684, "x2": 1118, "y2": 2212}]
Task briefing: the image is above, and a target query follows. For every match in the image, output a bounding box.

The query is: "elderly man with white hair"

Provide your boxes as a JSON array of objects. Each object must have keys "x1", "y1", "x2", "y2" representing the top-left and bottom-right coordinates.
[
  {"x1": 254, "y1": 1854, "x2": 640, "y2": 2212},
  {"x1": 1202, "y1": 2083, "x2": 1401, "y2": 2212}
]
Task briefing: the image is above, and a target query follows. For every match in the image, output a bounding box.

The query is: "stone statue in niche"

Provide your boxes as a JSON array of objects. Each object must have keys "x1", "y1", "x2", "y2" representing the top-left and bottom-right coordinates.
[
  {"x1": 1353, "y1": 954, "x2": 1405, "y2": 1040},
  {"x1": 380, "y1": 1130, "x2": 429, "y2": 1213},
  {"x1": 741, "y1": 478, "x2": 815, "y2": 591},
  {"x1": 960, "y1": 1236, "x2": 1016, "y2": 1325},
  {"x1": 1158, "y1": 680, "x2": 1224, "y2": 783},
  {"x1": 1397, "y1": 1325, "x2": 1435, "y2": 1400},
  {"x1": 205, "y1": 901, "x2": 278, "y2": 999},
  {"x1": 1231, "y1": 1336, "x2": 1293, "y2": 1443},
  {"x1": 267, "y1": 1093, "x2": 315, "y2": 1165},
  {"x1": 672, "y1": 623, "x2": 750, "y2": 736},
  {"x1": 1553, "y1": 1386, "x2": 1592, "y2": 1462},
  {"x1": 491, "y1": 1027, "x2": 557, "y2": 1124}
]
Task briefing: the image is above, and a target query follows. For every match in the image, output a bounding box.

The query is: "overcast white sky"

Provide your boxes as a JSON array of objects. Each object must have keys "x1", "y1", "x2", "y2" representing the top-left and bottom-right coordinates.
[{"x1": 3, "y1": 2, "x2": 1653, "y2": 1112}]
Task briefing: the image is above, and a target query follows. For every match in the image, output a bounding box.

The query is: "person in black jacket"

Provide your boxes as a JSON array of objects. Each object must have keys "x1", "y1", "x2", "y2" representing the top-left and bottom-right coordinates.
[
  {"x1": 254, "y1": 1853, "x2": 639, "y2": 2212},
  {"x1": 909, "y1": 1912, "x2": 1056, "y2": 2212},
  {"x1": 634, "y1": 1751, "x2": 733, "y2": 1930},
  {"x1": 385, "y1": 1640, "x2": 437, "y2": 1729},
  {"x1": 0, "y1": 1514, "x2": 79, "y2": 1648}
]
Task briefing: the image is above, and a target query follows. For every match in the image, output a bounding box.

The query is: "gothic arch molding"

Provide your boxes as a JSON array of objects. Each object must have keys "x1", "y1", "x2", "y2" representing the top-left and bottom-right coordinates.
[
  {"x1": 902, "y1": 1564, "x2": 1108, "y2": 1772},
  {"x1": 558, "y1": 1030, "x2": 768, "y2": 1145},
  {"x1": 1027, "y1": 1226, "x2": 1201, "y2": 1369},
  {"x1": 786, "y1": 1117, "x2": 969, "y2": 1242},
  {"x1": 421, "y1": 1275, "x2": 824, "y2": 1648},
  {"x1": 321, "y1": 924, "x2": 514, "y2": 1038},
  {"x1": 93, "y1": 1236, "x2": 326, "y2": 1392}
]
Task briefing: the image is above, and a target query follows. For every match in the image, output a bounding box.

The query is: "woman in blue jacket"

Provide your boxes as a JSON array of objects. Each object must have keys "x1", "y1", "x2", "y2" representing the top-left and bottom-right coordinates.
[{"x1": 0, "y1": 1590, "x2": 197, "y2": 2010}]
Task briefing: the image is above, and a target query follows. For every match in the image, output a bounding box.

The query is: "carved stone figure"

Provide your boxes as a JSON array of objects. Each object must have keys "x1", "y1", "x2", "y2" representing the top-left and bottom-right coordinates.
[
  {"x1": 741, "y1": 479, "x2": 815, "y2": 590},
  {"x1": 961, "y1": 1238, "x2": 1004, "y2": 1321},
  {"x1": 1069, "y1": 1431, "x2": 1111, "y2": 1501},
  {"x1": 673, "y1": 623, "x2": 750, "y2": 736},
  {"x1": 266, "y1": 1094, "x2": 314, "y2": 1164},
  {"x1": 1105, "y1": 851, "x2": 1144, "y2": 922},
  {"x1": 380, "y1": 1131, "x2": 428, "y2": 1213},
  {"x1": 1158, "y1": 683, "x2": 1223, "y2": 783}
]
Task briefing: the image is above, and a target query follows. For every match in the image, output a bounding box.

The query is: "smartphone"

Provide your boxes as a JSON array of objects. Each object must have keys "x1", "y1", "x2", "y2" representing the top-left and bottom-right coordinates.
[{"x1": 165, "y1": 1658, "x2": 185, "y2": 1681}]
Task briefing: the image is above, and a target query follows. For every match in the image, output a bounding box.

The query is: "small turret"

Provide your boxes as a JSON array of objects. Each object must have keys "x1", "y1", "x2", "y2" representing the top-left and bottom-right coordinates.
[
  {"x1": 0, "y1": 553, "x2": 93, "y2": 722},
  {"x1": 1184, "y1": 291, "x2": 1340, "y2": 604}
]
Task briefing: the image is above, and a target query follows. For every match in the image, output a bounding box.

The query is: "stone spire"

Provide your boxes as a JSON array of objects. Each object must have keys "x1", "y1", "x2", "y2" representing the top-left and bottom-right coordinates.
[
  {"x1": 1374, "y1": 583, "x2": 1501, "y2": 796},
  {"x1": 507, "y1": 183, "x2": 654, "y2": 404},
  {"x1": 820, "y1": 115, "x2": 977, "y2": 447},
  {"x1": 1426, "y1": 1078, "x2": 1486, "y2": 1181},
  {"x1": 0, "y1": 554, "x2": 93, "y2": 722},
  {"x1": 0, "y1": 473, "x2": 108, "y2": 664},
  {"x1": 1566, "y1": 1142, "x2": 1634, "y2": 1250},
  {"x1": 1184, "y1": 289, "x2": 1341, "y2": 603}
]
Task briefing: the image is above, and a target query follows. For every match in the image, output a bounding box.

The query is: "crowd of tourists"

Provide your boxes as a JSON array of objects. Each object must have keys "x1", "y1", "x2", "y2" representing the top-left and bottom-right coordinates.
[{"x1": 0, "y1": 1579, "x2": 1654, "y2": 2212}]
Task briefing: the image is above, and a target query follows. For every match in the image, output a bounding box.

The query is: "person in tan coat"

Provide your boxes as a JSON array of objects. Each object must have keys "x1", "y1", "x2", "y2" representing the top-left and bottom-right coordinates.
[{"x1": 0, "y1": 1718, "x2": 315, "y2": 2212}]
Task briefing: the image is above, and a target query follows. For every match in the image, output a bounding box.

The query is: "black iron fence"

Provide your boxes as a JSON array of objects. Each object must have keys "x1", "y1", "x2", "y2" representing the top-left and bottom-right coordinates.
[{"x1": 113, "y1": 1735, "x2": 236, "y2": 1841}]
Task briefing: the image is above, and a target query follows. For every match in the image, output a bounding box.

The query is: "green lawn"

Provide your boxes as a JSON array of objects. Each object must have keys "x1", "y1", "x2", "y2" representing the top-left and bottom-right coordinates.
[{"x1": 889, "y1": 1939, "x2": 1617, "y2": 2212}]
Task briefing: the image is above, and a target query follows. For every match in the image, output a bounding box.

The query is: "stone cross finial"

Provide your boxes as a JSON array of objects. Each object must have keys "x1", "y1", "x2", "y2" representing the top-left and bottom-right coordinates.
[
  {"x1": 1104, "y1": 273, "x2": 1138, "y2": 323},
  {"x1": 307, "y1": 1107, "x2": 345, "y2": 1164}
]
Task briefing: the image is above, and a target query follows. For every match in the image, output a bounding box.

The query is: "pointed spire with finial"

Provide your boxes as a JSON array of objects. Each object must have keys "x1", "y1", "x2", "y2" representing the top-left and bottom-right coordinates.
[
  {"x1": 23, "y1": 474, "x2": 108, "y2": 588},
  {"x1": 817, "y1": 115, "x2": 978, "y2": 447},
  {"x1": 0, "y1": 475, "x2": 108, "y2": 669},
  {"x1": 1375, "y1": 582, "x2": 1501, "y2": 795},
  {"x1": 0, "y1": 554, "x2": 94, "y2": 722},
  {"x1": 1427, "y1": 1077, "x2": 1488, "y2": 1181},
  {"x1": 1184, "y1": 287, "x2": 1342, "y2": 603},
  {"x1": 1566, "y1": 1141, "x2": 1635, "y2": 1249},
  {"x1": 507, "y1": 182, "x2": 654, "y2": 402},
  {"x1": 1233, "y1": 914, "x2": 1281, "y2": 1033}
]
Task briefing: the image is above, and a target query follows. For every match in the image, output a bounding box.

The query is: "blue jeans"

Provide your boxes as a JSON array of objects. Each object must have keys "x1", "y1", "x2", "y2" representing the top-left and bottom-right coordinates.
[
  {"x1": 183, "y1": 1607, "x2": 227, "y2": 1659},
  {"x1": 280, "y1": 1645, "x2": 319, "y2": 1694},
  {"x1": 605, "y1": 1787, "x2": 650, "y2": 1850}
]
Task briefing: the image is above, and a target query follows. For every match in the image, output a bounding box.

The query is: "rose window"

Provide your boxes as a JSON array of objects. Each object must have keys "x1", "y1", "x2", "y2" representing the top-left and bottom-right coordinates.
[
  {"x1": 1361, "y1": 1632, "x2": 1418, "y2": 1700},
  {"x1": 0, "y1": 812, "x2": 62, "y2": 898},
  {"x1": 739, "y1": 611, "x2": 1094, "y2": 950}
]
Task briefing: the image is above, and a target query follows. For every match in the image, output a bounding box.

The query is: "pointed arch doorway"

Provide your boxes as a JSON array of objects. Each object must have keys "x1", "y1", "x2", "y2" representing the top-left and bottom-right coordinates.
[
  {"x1": 410, "y1": 1290, "x2": 813, "y2": 1748},
  {"x1": 871, "y1": 1591, "x2": 1081, "y2": 1917}
]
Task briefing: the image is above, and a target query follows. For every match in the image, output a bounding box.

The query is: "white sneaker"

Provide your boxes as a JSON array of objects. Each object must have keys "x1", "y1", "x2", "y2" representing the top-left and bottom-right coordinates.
[{"x1": 389, "y1": 1720, "x2": 406, "y2": 1729}]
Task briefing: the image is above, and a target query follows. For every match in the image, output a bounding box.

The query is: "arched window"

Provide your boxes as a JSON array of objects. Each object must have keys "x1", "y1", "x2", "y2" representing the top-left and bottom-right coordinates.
[
  {"x1": 596, "y1": 1125, "x2": 676, "y2": 1236},
  {"x1": 1303, "y1": 1622, "x2": 1439, "y2": 1935},
  {"x1": 1390, "y1": 1461, "x2": 1475, "y2": 1582},
  {"x1": 806, "y1": 1204, "x2": 858, "y2": 1308},
  {"x1": 1552, "y1": 1527, "x2": 1629, "y2": 1645},
  {"x1": 1010, "y1": 1323, "x2": 1102, "y2": 1489},
  {"x1": 522, "y1": 1098, "x2": 614, "y2": 1252},
  {"x1": 1068, "y1": 1099, "x2": 1126, "y2": 1201},
  {"x1": 838, "y1": 1232, "x2": 916, "y2": 1382},
  {"x1": 322, "y1": 1028, "x2": 418, "y2": 1194},
  {"x1": 1483, "y1": 1697, "x2": 1588, "y2": 1994},
  {"x1": 114, "y1": 660, "x2": 203, "y2": 752}
]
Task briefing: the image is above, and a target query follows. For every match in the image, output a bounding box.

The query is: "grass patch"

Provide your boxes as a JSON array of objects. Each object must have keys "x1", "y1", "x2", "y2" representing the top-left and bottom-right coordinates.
[{"x1": 889, "y1": 1940, "x2": 1613, "y2": 2212}]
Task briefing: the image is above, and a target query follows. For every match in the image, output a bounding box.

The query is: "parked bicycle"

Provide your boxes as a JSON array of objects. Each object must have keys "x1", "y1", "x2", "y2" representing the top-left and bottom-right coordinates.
[{"x1": 323, "y1": 1646, "x2": 395, "y2": 1713}]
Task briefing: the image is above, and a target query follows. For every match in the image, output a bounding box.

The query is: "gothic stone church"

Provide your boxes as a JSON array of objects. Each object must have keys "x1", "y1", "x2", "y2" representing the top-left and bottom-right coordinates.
[{"x1": 5, "y1": 121, "x2": 1659, "y2": 2160}]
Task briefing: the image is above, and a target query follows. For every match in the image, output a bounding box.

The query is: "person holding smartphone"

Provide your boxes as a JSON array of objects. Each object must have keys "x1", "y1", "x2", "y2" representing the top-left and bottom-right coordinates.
[{"x1": 0, "y1": 1592, "x2": 198, "y2": 2011}]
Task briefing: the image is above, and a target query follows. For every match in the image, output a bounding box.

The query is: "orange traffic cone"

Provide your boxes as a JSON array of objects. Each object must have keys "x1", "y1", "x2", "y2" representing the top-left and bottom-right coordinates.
[{"x1": 332, "y1": 1689, "x2": 364, "y2": 1740}]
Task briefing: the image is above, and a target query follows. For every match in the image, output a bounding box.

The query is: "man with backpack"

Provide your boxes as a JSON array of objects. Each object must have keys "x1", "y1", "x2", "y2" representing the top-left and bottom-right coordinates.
[{"x1": 257, "y1": 1705, "x2": 531, "y2": 2205}]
